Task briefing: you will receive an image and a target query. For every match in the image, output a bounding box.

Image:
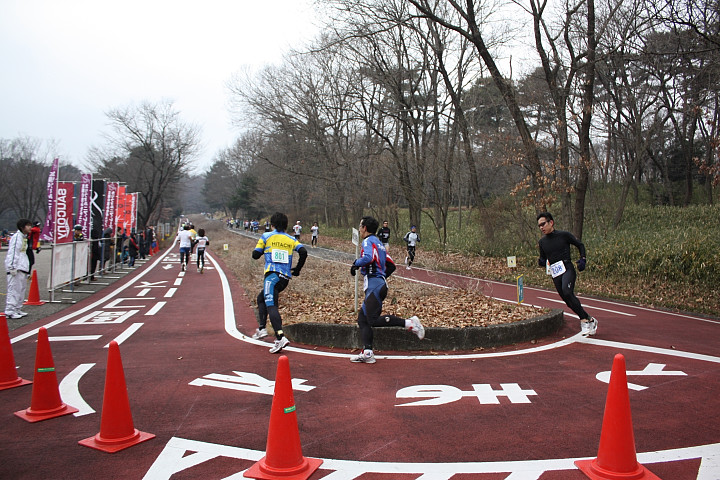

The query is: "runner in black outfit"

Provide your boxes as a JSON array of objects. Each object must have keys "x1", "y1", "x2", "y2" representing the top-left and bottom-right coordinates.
[{"x1": 537, "y1": 212, "x2": 598, "y2": 336}]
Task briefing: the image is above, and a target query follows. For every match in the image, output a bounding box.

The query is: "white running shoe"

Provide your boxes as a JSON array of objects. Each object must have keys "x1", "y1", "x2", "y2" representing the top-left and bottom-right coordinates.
[
  {"x1": 252, "y1": 328, "x2": 268, "y2": 340},
  {"x1": 586, "y1": 317, "x2": 598, "y2": 336},
  {"x1": 350, "y1": 349, "x2": 376, "y2": 363},
  {"x1": 6, "y1": 313, "x2": 22, "y2": 320},
  {"x1": 409, "y1": 315, "x2": 425, "y2": 340},
  {"x1": 269, "y1": 336, "x2": 290, "y2": 354},
  {"x1": 580, "y1": 320, "x2": 591, "y2": 336},
  {"x1": 16, "y1": 311, "x2": 29, "y2": 317}
]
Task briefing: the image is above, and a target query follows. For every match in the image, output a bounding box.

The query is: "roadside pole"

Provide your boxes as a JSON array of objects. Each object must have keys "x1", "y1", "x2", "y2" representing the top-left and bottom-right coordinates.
[{"x1": 352, "y1": 228, "x2": 359, "y2": 312}]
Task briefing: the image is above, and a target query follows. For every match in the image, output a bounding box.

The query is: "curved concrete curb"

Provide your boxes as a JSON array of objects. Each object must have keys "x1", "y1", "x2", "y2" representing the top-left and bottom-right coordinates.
[{"x1": 284, "y1": 309, "x2": 564, "y2": 351}]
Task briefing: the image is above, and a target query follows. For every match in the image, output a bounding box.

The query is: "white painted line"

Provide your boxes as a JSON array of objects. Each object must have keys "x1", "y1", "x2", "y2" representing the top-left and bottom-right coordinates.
[
  {"x1": 103, "y1": 297, "x2": 155, "y2": 309},
  {"x1": 213, "y1": 250, "x2": 582, "y2": 360},
  {"x1": 137, "y1": 288, "x2": 151, "y2": 297},
  {"x1": 145, "y1": 302, "x2": 166, "y2": 316},
  {"x1": 165, "y1": 288, "x2": 177, "y2": 298},
  {"x1": 59, "y1": 363, "x2": 96, "y2": 417},
  {"x1": 174, "y1": 278, "x2": 182, "y2": 286},
  {"x1": 537, "y1": 296, "x2": 635, "y2": 316},
  {"x1": 49, "y1": 335, "x2": 102, "y2": 341},
  {"x1": 105, "y1": 322, "x2": 144, "y2": 347},
  {"x1": 10, "y1": 238, "x2": 177, "y2": 343},
  {"x1": 578, "y1": 336, "x2": 720, "y2": 363},
  {"x1": 144, "y1": 437, "x2": 720, "y2": 479}
]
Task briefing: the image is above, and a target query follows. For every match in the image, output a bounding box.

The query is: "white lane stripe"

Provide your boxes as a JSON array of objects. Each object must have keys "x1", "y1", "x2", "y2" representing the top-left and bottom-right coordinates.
[
  {"x1": 174, "y1": 278, "x2": 182, "y2": 286},
  {"x1": 58, "y1": 363, "x2": 96, "y2": 417},
  {"x1": 104, "y1": 322, "x2": 144, "y2": 347},
  {"x1": 213, "y1": 248, "x2": 585, "y2": 360},
  {"x1": 49, "y1": 335, "x2": 102, "y2": 341},
  {"x1": 165, "y1": 288, "x2": 177, "y2": 298},
  {"x1": 144, "y1": 436, "x2": 720, "y2": 479},
  {"x1": 537, "y1": 296, "x2": 635, "y2": 316},
  {"x1": 137, "y1": 288, "x2": 151, "y2": 296},
  {"x1": 217, "y1": 242, "x2": 720, "y2": 365},
  {"x1": 578, "y1": 336, "x2": 720, "y2": 363},
  {"x1": 11, "y1": 240, "x2": 176, "y2": 344},
  {"x1": 146, "y1": 302, "x2": 166, "y2": 316}
]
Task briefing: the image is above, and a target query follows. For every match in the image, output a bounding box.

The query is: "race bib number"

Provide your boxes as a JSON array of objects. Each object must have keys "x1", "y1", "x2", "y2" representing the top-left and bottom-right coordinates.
[
  {"x1": 271, "y1": 249, "x2": 289, "y2": 264},
  {"x1": 549, "y1": 260, "x2": 566, "y2": 278}
]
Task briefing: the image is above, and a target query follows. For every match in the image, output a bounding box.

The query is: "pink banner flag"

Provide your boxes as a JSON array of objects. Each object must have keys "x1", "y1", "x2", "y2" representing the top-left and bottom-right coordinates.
[
  {"x1": 77, "y1": 173, "x2": 92, "y2": 239},
  {"x1": 130, "y1": 192, "x2": 138, "y2": 232},
  {"x1": 55, "y1": 182, "x2": 74, "y2": 244},
  {"x1": 103, "y1": 182, "x2": 118, "y2": 231},
  {"x1": 40, "y1": 157, "x2": 59, "y2": 241}
]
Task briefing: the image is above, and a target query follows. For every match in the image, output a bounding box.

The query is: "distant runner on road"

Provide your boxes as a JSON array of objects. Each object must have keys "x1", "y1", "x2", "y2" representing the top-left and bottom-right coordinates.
[{"x1": 537, "y1": 212, "x2": 597, "y2": 336}]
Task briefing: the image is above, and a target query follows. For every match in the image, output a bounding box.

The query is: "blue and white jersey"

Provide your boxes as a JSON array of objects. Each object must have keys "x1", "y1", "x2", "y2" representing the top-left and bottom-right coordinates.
[
  {"x1": 254, "y1": 230, "x2": 303, "y2": 278},
  {"x1": 354, "y1": 235, "x2": 394, "y2": 278}
]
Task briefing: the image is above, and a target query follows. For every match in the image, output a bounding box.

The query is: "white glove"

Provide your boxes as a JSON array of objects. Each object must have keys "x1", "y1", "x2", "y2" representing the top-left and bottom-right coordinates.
[{"x1": 9, "y1": 269, "x2": 18, "y2": 276}]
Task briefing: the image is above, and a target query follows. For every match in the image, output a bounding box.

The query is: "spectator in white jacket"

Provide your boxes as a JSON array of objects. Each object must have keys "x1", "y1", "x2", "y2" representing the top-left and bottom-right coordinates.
[{"x1": 5, "y1": 219, "x2": 32, "y2": 319}]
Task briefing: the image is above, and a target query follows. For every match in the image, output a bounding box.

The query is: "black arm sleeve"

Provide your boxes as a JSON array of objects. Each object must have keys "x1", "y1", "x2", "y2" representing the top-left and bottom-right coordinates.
[
  {"x1": 252, "y1": 250, "x2": 263, "y2": 260},
  {"x1": 385, "y1": 258, "x2": 396, "y2": 278},
  {"x1": 294, "y1": 246, "x2": 308, "y2": 272}
]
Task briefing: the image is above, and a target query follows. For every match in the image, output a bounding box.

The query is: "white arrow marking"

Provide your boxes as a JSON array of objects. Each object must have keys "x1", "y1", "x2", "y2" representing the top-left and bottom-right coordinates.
[
  {"x1": 596, "y1": 363, "x2": 687, "y2": 391},
  {"x1": 188, "y1": 371, "x2": 315, "y2": 394}
]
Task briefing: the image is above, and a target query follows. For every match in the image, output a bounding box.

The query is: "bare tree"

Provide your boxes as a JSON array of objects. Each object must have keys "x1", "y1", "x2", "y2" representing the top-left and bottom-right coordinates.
[
  {"x1": 87, "y1": 101, "x2": 201, "y2": 228},
  {"x1": 0, "y1": 136, "x2": 58, "y2": 223}
]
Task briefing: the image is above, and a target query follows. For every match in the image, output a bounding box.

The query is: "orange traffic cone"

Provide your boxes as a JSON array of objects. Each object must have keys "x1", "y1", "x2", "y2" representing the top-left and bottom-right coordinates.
[
  {"x1": 575, "y1": 354, "x2": 662, "y2": 479},
  {"x1": 15, "y1": 327, "x2": 78, "y2": 422},
  {"x1": 24, "y1": 270, "x2": 45, "y2": 306},
  {"x1": 79, "y1": 341, "x2": 155, "y2": 452},
  {"x1": 244, "y1": 355, "x2": 323, "y2": 480},
  {"x1": 0, "y1": 314, "x2": 32, "y2": 391}
]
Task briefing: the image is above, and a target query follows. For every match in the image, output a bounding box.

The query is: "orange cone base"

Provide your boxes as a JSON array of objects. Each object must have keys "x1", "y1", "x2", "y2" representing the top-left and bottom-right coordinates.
[
  {"x1": 14, "y1": 402, "x2": 78, "y2": 423},
  {"x1": 0, "y1": 376, "x2": 32, "y2": 391},
  {"x1": 244, "y1": 455, "x2": 323, "y2": 480},
  {"x1": 24, "y1": 300, "x2": 45, "y2": 306},
  {"x1": 575, "y1": 459, "x2": 662, "y2": 480},
  {"x1": 79, "y1": 428, "x2": 155, "y2": 453}
]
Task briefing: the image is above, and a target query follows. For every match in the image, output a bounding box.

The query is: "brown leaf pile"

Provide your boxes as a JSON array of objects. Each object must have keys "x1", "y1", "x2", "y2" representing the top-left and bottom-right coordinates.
[{"x1": 203, "y1": 221, "x2": 541, "y2": 328}]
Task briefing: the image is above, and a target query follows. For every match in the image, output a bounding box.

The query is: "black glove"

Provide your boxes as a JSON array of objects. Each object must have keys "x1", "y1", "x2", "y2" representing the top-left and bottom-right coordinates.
[
  {"x1": 291, "y1": 267, "x2": 301, "y2": 277},
  {"x1": 36, "y1": 249, "x2": 41, "y2": 254},
  {"x1": 350, "y1": 264, "x2": 359, "y2": 276},
  {"x1": 576, "y1": 257, "x2": 586, "y2": 272}
]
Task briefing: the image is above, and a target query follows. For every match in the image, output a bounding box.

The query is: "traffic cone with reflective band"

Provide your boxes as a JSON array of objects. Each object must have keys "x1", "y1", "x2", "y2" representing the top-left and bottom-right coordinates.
[
  {"x1": 575, "y1": 354, "x2": 662, "y2": 479},
  {"x1": 15, "y1": 327, "x2": 78, "y2": 422},
  {"x1": 79, "y1": 341, "x2": 155, "y2": 452},
  {"x1": 244, "y1": 355, "x2": 322, "y2": 480},
  {"x1": 0, "y1": 314, "x2": 31, "y2": 391},
  {"x1": 24, "y1": 270, "x2": 45, "y2": 306}
]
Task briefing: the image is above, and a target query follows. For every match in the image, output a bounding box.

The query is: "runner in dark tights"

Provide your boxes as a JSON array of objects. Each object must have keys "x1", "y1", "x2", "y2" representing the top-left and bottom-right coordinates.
[{"x1": 537, "y1": 212, "x2": 598, "y2": 336}]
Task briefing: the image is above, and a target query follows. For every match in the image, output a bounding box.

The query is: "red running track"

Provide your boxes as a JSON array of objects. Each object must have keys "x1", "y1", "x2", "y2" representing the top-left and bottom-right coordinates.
[{"x1": 1, "y1": 242, "x2": 718, "y2": 479}]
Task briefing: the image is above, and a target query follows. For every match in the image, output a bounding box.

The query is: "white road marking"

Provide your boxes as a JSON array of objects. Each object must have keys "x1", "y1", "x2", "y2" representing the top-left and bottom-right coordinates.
[
  {"x1": 145, "y1": 302, "x2": 166, "y2": 316},
  {"x1": 143, "y1": 436, "x2": 720, "y2": 480},
  {"x1": 537, "y1": 296, "x2": 635, "y2": 316},
  {"x1": 58, "y1": 363, "x2": 96, "y2": 416},
  {"x1": 49, "y1": 335, "x2": 102, "y2": 341},
  {"x1": 104, "y1": 322, "x2": 144, "y2": 347}
]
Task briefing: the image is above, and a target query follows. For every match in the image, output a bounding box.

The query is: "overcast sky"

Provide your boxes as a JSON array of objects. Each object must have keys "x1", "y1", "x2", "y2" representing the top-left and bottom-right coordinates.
[{"x1": 0, "y1": 0, "x2": 319, "y2": 171}]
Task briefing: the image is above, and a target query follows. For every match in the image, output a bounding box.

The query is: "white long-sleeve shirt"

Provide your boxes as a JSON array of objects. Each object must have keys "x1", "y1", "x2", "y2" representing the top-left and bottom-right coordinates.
[{"x1": 5, "y1": 231, "x2": 29, "y2": 273}]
